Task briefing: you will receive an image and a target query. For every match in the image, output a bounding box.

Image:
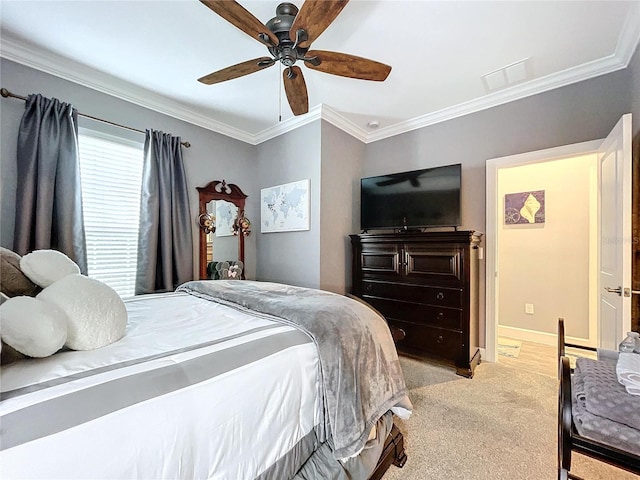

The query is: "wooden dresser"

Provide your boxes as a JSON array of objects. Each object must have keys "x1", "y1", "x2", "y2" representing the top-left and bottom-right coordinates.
[{"x1": 350, "y1": 230, "x2": 482, "y2": 377}]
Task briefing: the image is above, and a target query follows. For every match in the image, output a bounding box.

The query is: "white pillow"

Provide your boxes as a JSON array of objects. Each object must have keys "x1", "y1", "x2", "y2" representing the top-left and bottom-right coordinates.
[
  {"x1": 38, "y1": 274, "x2": 127, "y2": 350},
  {"x1": 20, "y1": 250, "x2": 80, "y2": 288},
  {"x1": 0, "y1": 296, "x2": 68, "y2": 357}
]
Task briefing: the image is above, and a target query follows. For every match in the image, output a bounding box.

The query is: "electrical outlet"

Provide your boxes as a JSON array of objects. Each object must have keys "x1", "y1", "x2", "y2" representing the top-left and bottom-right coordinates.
[{"x1": 525, "y1": 304, "x2": 534, "y2": 315}]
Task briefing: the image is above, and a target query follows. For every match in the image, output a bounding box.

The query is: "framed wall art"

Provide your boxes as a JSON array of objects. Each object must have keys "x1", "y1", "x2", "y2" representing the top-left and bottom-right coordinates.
[
  {"x1": 504, "y1": 190, "x2": 545, "y2": 224},
  {"x1": 260, "y1": 179, "x2": 310, "y2": 233}
]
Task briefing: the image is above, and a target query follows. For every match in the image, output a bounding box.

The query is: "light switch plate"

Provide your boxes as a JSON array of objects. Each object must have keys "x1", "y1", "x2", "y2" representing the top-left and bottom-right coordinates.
[{"x1": 525, "y1": 304, "x2": 534, "y2": 314}]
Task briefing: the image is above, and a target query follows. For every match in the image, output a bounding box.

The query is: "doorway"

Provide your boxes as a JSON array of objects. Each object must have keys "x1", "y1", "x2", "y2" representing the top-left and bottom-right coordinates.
[
  {"x1": 495, "y1": 155, "x2": 598, "y2": 350},
  {"x1": 485, "y1": 113, "x2": 633, "y2": 363}
]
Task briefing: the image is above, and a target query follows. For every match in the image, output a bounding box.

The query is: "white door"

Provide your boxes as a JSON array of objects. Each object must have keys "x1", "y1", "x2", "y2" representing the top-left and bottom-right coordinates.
[{"x1": 598, "y1": 113, "x2": 632, "y2": 350}]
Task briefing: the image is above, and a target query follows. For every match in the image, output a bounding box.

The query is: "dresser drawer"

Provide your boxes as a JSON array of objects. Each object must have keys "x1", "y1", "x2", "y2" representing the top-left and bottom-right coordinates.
[
  {"x1": 365, "y1": 296, "x2": 462, "y2": 330},
  {"x1": 387, "y1": 319, "x2": 462, "y2": 361},
  {"x1": 361, "y1": 280, "x2": 462, "y2": 308}
]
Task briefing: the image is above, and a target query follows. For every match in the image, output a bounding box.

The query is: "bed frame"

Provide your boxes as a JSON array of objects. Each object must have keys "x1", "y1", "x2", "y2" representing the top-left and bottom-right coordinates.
[
  {"x1": 556, "y1": 318, "x2": 640, "y2": 480},
  {"x1": 369, "y1": 423, "x2": 407, "y2": 480}
]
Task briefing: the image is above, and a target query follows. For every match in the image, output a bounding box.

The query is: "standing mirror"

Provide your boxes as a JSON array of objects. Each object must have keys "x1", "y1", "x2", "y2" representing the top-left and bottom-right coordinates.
[{"x1": 196, "y1": 180, "x2": 248, "y2": 280}]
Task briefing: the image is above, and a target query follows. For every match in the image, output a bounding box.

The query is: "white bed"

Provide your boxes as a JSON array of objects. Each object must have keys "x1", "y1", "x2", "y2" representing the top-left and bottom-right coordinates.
[{"x1": 1, "y1": 283, "x2": 410, "y2": 480}]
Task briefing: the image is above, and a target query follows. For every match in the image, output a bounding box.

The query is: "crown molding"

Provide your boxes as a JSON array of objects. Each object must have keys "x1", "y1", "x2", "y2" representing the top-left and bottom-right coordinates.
[
  {"x1": 365, "y1": 53, "x2": 628, "y2": 143},
  {"x1": 618, "y1": 1, "x2": 640, "y2": 67},
  {"x1": 319, "y1": 105, "x2": 369, "y2": 143},
  {"x1": 247, "y1": 104, "x2": 369, "y2": 144},
  {"x1": 0, "y1": 37, "x2": 255, "y2": 144},
  {"x1": 250, "y1": 105, "x2": 322, "y2": 144},
  {"x1": 365, "y1": 6, "x2": 639, "y2": 144},
  {"x1": 2, "y1": 4, "x2": 638, "y2": 148}
]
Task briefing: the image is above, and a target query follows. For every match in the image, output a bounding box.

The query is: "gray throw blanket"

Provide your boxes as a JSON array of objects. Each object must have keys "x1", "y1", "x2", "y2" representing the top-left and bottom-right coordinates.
[
  {"x1": 574, "y1": 358, "x2": 640, "y2": 430},
  {"x1": 177, "y1": 280, "x2": 412, "y2": 460},
  {"x1": 572, "y1": 358, "x2": 640, "y2": 455}
]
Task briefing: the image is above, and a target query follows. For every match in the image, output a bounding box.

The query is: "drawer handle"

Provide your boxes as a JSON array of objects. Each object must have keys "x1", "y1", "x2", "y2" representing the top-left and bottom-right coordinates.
[
  {"x1": 365, "y1": 284, "x2": 373, "y2": 292},
  {"x1": 436, "y1": 292, "x2": 445, "y2": 300},
  {"x1": 436, "y1": 335, "x2": 444, "y2": 344},
  {"x1": 437, "y1": 312, "x2": 444, "y2": 319}
]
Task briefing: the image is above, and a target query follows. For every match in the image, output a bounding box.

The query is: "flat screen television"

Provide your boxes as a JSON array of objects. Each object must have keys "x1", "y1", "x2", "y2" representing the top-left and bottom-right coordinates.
[{"x1": 360, "y1": 163, "x2": 461, "y2": 231}]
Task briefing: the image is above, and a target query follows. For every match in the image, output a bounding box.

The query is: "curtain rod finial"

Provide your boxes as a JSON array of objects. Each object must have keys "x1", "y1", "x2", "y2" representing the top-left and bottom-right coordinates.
[{"x1": 1, "y1": 88, "x2": 10, "y2": 98}]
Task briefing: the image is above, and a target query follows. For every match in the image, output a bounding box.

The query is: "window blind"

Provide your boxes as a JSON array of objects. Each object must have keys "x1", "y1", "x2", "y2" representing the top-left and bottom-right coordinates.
[{"x1": 78, "y1": 131, "x2": 144, "y2": 298}]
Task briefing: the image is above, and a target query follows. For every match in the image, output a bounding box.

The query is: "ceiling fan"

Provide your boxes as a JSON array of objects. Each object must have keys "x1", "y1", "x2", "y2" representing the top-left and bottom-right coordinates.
[{"x1": 197, "y1": 0, "x2": 392, "y2": 116}]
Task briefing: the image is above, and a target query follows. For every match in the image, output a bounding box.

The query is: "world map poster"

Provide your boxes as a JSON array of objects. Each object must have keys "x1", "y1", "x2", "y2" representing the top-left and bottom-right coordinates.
[{"x1": 260, "y1": 179, "x2": 310, "y2": 233}]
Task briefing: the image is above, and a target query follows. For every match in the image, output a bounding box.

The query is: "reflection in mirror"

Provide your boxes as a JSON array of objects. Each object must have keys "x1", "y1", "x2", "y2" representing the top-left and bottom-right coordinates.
[
  {"x1": 205, "y1": 201, "x2": 214, "y2": 263},
  {"x1": 196, "y1": 180, "x2": 248, "y2": 280},
  {"x1": 206, "y1": 200, "x2": 239, "y2": 263}
]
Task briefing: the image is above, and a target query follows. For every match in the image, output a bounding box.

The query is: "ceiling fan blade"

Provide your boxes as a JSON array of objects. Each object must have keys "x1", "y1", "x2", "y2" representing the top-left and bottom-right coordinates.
[
  {"x1": 198, "y1": 57, "x2": 275, "y2": 85},
  {"x1": 200, "y1": 0, "x2": 279, "y2": 46},
  {"x1": 304, "y1": 50, "x2": 391, "y2": 81},
  {"x1": 289, "y1": 0, "x2": 349, "y2": 49},
  {"x1": 283, "y1": 66, "x2": 309, "y2": 116}
]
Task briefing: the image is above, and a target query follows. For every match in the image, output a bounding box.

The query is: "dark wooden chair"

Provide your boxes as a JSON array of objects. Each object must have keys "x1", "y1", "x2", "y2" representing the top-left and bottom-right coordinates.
[
  {"x1": 557, "y1": 318, "x2": 598, "y2": 374},
  {"x1": 557, "y1": 319, "x2": 640, "y2": 479}
]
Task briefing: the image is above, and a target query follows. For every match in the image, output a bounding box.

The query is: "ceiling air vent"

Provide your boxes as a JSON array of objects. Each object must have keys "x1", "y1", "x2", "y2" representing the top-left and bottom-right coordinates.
[{"x1": 482, "y1": 57, "x2": 532, "y2": 93}]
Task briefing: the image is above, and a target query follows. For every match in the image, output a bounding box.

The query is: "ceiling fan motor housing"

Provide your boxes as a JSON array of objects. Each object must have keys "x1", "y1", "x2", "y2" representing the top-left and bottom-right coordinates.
[
  {"x1": 266, "y1": 3, "x2": 298, "y2": 40},
  {"x1": 266, "y1": 3, "x2": 310, "y2": 67}
]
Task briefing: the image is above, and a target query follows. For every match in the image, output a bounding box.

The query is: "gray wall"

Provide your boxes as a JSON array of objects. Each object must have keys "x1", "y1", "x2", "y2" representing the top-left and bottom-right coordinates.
[
  {"x1": 0, "y1": 58, "x2": 257, "y2": 279},
  {"x1": 3, "y1": 48, "x2": 637, "y2": 316},
  {"x1": 363, "y1": 67, "x2": 633, "y2": 347},
  {"x1": 319, "y1": 121, "x2": 364, "y2": 294},
  {"x1": 252, "y1": 120, "x2": 363, "y2": 293},
  {"x1": 364, "y1": 68, "x2": 632, "y2": 229},
  {"x1": 255, "y1": 121, "x2": 321, "y2": 288}
]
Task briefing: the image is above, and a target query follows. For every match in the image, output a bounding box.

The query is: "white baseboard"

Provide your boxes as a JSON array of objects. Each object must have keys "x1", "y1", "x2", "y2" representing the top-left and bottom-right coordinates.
[
  {"x1": 497, "y1": 325, "x2": 592, "y2": 348},
  {"x1": 479, "y1": 347, "x2": 489, "y2": 362}
]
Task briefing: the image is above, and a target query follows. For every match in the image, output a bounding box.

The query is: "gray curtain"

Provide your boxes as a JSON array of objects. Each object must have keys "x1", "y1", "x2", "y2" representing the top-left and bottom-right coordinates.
[
  {"x1": 13, "y1": 93, "x2": 87, "y2": 274},
  {"x1": 136, "y1": 130, "x2": 193, "y2": 294}
]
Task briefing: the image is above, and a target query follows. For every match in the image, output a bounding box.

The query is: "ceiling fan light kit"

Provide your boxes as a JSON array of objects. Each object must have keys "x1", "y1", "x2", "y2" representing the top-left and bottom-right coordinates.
[{"x1": 198, "y1": 0, "x2": 391, "y2": 116}]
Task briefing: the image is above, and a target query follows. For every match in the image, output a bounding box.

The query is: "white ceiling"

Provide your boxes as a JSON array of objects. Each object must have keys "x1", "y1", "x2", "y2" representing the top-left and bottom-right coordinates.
[{"x1": 1, "y1": 1, "x2": 639, "y2": 144}]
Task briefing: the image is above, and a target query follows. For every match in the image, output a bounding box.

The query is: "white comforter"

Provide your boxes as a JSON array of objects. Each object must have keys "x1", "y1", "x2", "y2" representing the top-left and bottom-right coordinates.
[{"x1": 1, "y1": 292, "x2": 320, "y2": 480}]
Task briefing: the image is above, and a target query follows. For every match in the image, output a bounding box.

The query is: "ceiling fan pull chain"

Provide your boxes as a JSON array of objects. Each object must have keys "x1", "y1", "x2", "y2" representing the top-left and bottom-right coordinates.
[{"x1": 278, "y1": 62, "x2": 282, "y2": 123}]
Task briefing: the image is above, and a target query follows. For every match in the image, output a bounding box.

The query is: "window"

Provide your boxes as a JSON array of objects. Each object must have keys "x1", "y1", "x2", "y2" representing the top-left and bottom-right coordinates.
[{"x1": 78, "y1": 130, "x2": 144, "y2": 298}]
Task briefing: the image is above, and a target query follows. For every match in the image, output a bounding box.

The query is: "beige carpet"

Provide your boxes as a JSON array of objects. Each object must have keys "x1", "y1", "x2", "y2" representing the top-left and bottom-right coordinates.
[{"x1": 383, "y1": 356, "x2": 639, "y2": 480}]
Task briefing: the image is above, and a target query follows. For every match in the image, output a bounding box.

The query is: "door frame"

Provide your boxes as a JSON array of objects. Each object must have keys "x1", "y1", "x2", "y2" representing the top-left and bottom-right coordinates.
[{"x1": 484, "y1": 139, "x2": 602, "y2": 362}]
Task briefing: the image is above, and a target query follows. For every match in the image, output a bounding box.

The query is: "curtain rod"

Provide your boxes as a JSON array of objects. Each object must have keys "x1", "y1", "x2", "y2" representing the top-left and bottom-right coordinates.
[{"x1": 0, "y1": 88, "x2": 191, "y2": 148}]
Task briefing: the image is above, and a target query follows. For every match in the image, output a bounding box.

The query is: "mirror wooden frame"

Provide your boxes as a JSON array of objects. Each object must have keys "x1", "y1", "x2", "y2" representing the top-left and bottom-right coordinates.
[{"x1": 196, "y1": 180, "x2": 248, "y2": 280}]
